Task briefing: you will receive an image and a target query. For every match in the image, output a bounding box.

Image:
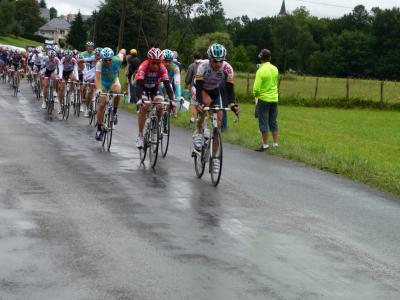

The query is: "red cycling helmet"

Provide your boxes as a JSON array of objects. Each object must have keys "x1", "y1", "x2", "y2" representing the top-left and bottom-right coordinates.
[{"x1": 147, "y1": 47, "x2": 163, "y2": 62}]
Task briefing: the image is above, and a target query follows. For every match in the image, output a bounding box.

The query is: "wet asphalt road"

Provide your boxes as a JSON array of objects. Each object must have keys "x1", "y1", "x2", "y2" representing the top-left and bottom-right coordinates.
[{"x1": 0, "y1": 81, "x2": 399, "y2": 300}]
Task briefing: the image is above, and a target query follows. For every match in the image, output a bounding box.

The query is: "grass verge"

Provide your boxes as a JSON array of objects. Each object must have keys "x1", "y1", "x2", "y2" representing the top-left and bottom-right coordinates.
[
  {"x1": 0, "y1": 35, "x2": 42, "y2": 48},
  {"x1": 122, "y1": 101, "x2": 400, "y2": 196}
]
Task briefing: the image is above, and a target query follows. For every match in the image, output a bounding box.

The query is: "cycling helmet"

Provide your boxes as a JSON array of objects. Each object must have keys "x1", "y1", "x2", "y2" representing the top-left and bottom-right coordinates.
[
  {"x1": 94, "y1": 47, "x2": 102, "y2": 55},
  {"x1": 147, "y1": 47, "x2": 163, "y2": 61},
  {"x1": 101, "y1": 47, "x2": 114, "y2": 59},
  {"x1": 130, "y1": 48, "x2": 137, "y2": 55},
  {"x1": 163, "y1": 49, "x2": 174, "y2": 61},
  {"x1": 48, "y1": 50, "x2": 56, "y2": 57},
  {"x1": 45, "y1": 44, "x2": 53, "y2": 50},
  {"x1": 53, "y1": 45, "x2": 59, "y2": 52},
  {"x1": 86, "y1": 41, "x2": 94, "y2": 46},
  {"x1": 207, "y1": 43, "x2": 226, "y2": 61},
  {"x1": 64, "y1": 49, "x2": 73, "y2": 57}
]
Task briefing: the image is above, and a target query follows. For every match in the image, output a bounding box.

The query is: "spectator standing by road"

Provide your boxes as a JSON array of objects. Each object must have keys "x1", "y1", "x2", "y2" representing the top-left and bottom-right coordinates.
[
  {"x1": 126, "y1": 49, "x2": 140, "y2": 104},
  {"x1": 185, "y1": 51, "x2": 202, "y2": 123},
  {"x1": 253, "y1": 49, "x2": 279, "y2": 151}
]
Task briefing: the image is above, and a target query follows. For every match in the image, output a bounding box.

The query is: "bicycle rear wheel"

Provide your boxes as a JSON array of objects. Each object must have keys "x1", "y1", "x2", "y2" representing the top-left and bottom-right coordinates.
[
  {"x1": 210, "y1": 129, "x2": 223, "y2": 186},
  {"x1": 89, "y1": 101, "x2": 95, "y2": 125},
  {"x1": 47, "y1": 87, "x2": 54, "y2": 116},
  {"x1": 148, "y1": 117, "x2": 159, "y2": 168},
  {"x1": 63, "y1": 91, "x2": 71, "y2": 120},
  {"x1": 160, "y1": 111, "x2": 170, "y2": 158},
  {"x1": 76, "y1": 89, "x2": 81, "y2": 117}
]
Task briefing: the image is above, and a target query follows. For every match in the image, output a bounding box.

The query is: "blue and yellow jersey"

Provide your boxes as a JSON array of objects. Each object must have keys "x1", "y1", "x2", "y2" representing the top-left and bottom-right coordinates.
[{"x1": 95, "y1": 54, "x2": 123, "y2": 91}]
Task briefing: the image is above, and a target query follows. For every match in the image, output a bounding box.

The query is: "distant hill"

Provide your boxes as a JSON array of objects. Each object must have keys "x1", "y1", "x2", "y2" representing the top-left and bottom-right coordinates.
[{"x1": 0, "y1": 36, "x2": 42, "y2": 48}]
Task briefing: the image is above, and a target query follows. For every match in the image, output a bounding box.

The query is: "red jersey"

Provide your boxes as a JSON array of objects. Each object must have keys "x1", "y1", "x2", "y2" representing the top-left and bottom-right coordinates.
[{"x1": 135, "y1": 60, "x2": 169, "y2": 89}]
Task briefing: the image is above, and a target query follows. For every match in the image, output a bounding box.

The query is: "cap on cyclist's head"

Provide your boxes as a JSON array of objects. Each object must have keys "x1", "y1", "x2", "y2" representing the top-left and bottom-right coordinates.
[
  {"x1": 207, "y1": 43, "x2": 226, "y2": 61},
  {"x1": 163, "y1": 49, "x2": 174, "y2": 61},
  {"x1": 147, "y1": 47, "x2": 163, "y2": 62}
]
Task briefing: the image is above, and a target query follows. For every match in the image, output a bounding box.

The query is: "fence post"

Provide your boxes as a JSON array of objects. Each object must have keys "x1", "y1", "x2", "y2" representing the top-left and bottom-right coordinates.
[
  {"x1": 380, "y1": 81, "x2": 384, "y2": 105},
  {"x1": 314, "y1": 77, "x2": 319, "y2": 100},
  {"x1": 246, "y1": 73, "x2": 250, "y2": 94},
  {"x1": 346, "y1": 78, "x2": 350, "y2": 100}
]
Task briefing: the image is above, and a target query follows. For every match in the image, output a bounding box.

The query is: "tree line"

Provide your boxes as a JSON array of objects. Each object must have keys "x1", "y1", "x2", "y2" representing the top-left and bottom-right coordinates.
[{"x1": 0, "y1": 0, "x2": 57, "y2": 41}]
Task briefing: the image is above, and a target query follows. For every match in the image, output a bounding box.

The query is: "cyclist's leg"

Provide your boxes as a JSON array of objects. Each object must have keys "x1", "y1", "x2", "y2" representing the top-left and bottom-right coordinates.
[{"x1": 197, "y1": 90, "x2": 212, "y2": 132}]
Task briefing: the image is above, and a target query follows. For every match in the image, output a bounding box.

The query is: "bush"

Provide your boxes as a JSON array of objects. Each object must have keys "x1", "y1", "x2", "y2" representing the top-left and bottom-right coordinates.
[{"x1": 21, "y1": 33, "x2": 45, "y2": 43}]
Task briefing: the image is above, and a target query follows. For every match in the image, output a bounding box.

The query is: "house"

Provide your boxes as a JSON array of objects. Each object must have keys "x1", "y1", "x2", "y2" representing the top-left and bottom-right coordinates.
[{"x1": 37, "y1": 18, "x2": 71, "y2": 44}]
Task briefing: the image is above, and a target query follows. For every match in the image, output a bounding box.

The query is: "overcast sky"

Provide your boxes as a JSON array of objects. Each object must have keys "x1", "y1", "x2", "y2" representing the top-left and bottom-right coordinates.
[{"x1": 46, "y1": 0, "x2": 399, "y2": 19}]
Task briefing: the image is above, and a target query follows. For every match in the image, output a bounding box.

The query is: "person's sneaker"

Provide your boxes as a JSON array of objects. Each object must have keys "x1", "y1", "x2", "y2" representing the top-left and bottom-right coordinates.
[
  {"x1": 95, "y1": 130, "x2": 103, "y2": 141},
  {"x1": 80, "y1": 105, "x2": 84, "y2": 112},
  {"x1": 272, "y1": 143, "x2": 279, "y2": 148},
  {"x1": 255, "y1": 145, "x2": 269, "y2": 152},
  {"x1": 113, "y1": 114, "x2": 118, "y2": 125},
  {"x1": 136, "y1": 135, "x2": 144, "y2": 149},
  {"x1": 192, "y1": 133, "x2": 203, "y2": 151},
  {"x1": 212, "y1": 159, "x2": 221, "y2": 174},
  {"x1": 41, "y1": 101, "x2": 46, "y2": 109}
]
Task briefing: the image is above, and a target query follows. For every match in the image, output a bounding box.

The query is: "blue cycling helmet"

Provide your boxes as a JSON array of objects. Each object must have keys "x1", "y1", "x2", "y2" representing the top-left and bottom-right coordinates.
[
  {"x1": 101, "y1": 47, "x2": 114, "y2": 59},
  {"x1": 163, "y1": 49, "x2": 174, "y2": 61},
  {"x1": 207, "y1": 43, "x2": 227, "y2": 61}
]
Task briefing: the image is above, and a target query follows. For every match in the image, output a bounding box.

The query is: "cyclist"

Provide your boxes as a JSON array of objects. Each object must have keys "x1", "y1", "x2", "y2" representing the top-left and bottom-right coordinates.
[
  {"x1": 31, "y1": 47, "x2": 44, "y2": 84},
  {"x1": 79, "y1": 47, "x2": 102, "y2": 117},
  {"x1": 135, "y1": 47, "x2": 174, "y2": 149},
  {"x1": 185, "y1": 51, "x2": 203, "y2": 123},
  {"x1": 162, "y1": 49, "x2": 182, "y2": 115},
  {"x1": 10, "y1": 49, "x2": 24, "y2": 87},
  {"x1": 94, "y1": 47, "x2": 126, "y2": 141},
  {"x1": 81, "y1": 41, "x2": 95, "y2": 70},
  {"x1": 57, "y1": 49, "x2": 79, "y2": 114},
  {"x1": 41, "y1": 50, "x2": 60, "y2": 109},
  {"x1": 192, "y1": 43, "x2": 240, "y2": 153}
]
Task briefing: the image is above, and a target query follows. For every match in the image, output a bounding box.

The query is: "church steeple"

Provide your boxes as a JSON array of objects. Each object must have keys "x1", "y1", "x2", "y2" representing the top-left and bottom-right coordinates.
[{"x1": 279, "y1": 0, "x2": 288, "y2": 16}]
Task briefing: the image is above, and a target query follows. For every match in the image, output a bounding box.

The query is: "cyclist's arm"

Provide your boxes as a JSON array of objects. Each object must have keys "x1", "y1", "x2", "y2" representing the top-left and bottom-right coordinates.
[
  {"x1": 195, "y1": 79, "x2": 204, "y2": 104},
  {"x1": 73, "y1": 61, "x2": 79, "y2": 80},
  {"x1": 225, "y1": 81, "x2": 235, "y2": 105},
  {"x1": 163, "y1": 78, "x2": 174, "y2": 101},
  {"x1": 135, "y1": 79, "x2": 144, "y2": 99},
  {"x1": 58, "y1": 60, "x2": 63, "y2": 78}
]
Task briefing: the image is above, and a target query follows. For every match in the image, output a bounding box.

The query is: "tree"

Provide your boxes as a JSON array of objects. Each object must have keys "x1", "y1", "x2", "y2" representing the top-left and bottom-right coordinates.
[
  {"x1": 15, "y1": 0, "x2": 45, "y2": 34},
  {"x1": 192, "y1": 0, "x2": 225, "y2": 35},
  {"x1": 66, "y1": 11, "x2": 87, "y2": 50},
  {"x1": 0, "y1": 0, "x2": 16, "y2": 35},
  {"x1": 49, "y1": 7, "x2": 57, "y2": 19},
  {"x1": 193, "y1": 32, "x2": 234, "y2": 58},
  {"x1": 39, "y1": 0, "x2": 46, "y2": 8}
]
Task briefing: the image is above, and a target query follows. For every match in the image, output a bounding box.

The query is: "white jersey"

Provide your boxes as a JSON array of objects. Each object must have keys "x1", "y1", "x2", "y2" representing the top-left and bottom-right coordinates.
[
  {"x1": 195, "y1": 60, "x2": 234, "y2": 90},
  {"x1": 32, "y1": 53, "x2": 43, "y2": 66}
]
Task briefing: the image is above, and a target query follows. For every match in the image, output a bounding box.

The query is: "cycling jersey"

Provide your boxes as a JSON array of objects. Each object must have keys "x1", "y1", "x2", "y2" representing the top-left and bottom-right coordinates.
[
  {"x1": 59, "y1": 57, "x2": 78, "y2": 79},
  {"x1": 32, "y1": 53, "x2": 43, "y2": 66},
  {"x1": 81, "y1": 51, "x2": 96, "y2": 70},
  {"x1": 165, "y1": 62, "x2": 181, "y2": 98},
  {"x1": 135, "y1": 60, "x2": 174, "y2": 100},
  {"x1": 11, "y1": 54, "x2": 23, "y2": 66},
  {"x1": 43, "y1": 56, "x2": 60, "y2": 72},
  {"x1": 195, "y1": 60, "x2": 235, "y2": 105},
  {"x1": 95, "y1": 54, "x2": 123, "y2": 91},
  {"x1": 195, "y1": 60, "x2": 234, "y2": 90}
]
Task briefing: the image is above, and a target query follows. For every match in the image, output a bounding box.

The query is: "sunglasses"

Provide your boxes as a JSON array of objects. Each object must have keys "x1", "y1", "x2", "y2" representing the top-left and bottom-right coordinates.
[
  {"x1": 211, "y1": 59, "x2": 223, "y2": 64},
  {"x1": 149, "y1": 61, "x2": 161, "y2": 65},
  {"x1": 103, "y1": 58, "x2": 112, "y2": 62}
]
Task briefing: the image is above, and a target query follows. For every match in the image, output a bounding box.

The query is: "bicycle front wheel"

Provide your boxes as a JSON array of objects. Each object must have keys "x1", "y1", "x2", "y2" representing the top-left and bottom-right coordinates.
[
  {"x1": 148, "y1": 117, "x2": 159, "y2": 168},
  {"x1": 210, "y1": 129, "x2": 223, "y2": 186},
  {"x1": 106, "y1": 110, "x2": 113, "y2": 151},
  {"x1": 160, "y1": 111, "x2": 170, "y2": 158},
  {"x1": 63, "y1": 91, "x2": 71, "y2": 120}
]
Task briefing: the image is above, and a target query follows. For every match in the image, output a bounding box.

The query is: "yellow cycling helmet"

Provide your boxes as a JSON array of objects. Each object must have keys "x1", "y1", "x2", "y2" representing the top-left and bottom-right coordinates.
[{"x1": 130, "y1": 48, "x2": 137, "y2": 55}]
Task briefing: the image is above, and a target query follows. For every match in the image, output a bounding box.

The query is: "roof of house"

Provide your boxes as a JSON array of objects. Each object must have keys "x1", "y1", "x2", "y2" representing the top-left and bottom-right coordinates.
[
  {"x1": 39, "y1": 18, "x2": 71, "y2": 32},
  {"x1": 40, "y1": 8, "x2": 50, "y2": 20}
]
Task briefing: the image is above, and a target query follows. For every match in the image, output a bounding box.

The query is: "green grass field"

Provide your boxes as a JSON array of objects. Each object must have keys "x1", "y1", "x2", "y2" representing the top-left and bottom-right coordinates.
[
  {"x1": 0, "y1": 35, "x2": 42, "y2": 48},
  {"x1": 235, "y1": 73, "x2": 400, "y2": 104}
]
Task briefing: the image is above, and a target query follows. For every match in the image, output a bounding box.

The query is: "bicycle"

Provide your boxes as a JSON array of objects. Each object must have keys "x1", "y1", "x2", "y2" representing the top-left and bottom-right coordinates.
[
  {"x1": 88, "y1": 84, "x2": 99, "y2": 126},
  {"x1": 191, "y1": 106, "x2": 239, "y2": 186},
  {"x1": 139, "y1": 95, "x2": 170, "y2": 168},
  {"x1": 159, "y1": 100, "x2": 172, "y2": 158},
  {"x1": 72, "y1": 82, "x2": 82, "y2": 117},
  {"x1": 33, "y1": 72, "x2": 41, "y2": 101},
  {"x1": 61, "y1": 80, "x2": 77, "y2": 120},
  {"x1": 44, "y1": 77, "x2": 56, "y2": 116},
  {"x1": 98, "y1": 92, "x2": 126, "y2": 151},
  {"x1": 12, "y1": 68, "x2": 24, "y2": 97}
]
